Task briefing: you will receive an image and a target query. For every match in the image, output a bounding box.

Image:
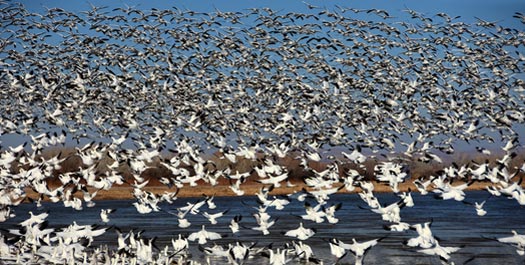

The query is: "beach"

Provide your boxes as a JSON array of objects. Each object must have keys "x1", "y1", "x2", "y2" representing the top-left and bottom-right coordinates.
[{"x1": 22, "y1": 178, "x2": 519, "y2": 201}]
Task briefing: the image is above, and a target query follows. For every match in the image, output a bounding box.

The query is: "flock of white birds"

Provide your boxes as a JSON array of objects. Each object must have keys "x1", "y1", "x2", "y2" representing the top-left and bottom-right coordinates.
[{"x1": 1, "y1": 1, "x2": 525, "y2": 264}]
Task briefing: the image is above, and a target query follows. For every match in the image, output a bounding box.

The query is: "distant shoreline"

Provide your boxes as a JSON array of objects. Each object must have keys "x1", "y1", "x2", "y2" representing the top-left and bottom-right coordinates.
[{"x1": 21, "y1": 180, "x2": 514, "y2": 201}]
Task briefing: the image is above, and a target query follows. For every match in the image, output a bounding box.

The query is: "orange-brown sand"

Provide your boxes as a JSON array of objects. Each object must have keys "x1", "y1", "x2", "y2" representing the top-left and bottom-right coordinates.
[{"x1": 22, "y1": 180, "x2": 512, "y2": 201}]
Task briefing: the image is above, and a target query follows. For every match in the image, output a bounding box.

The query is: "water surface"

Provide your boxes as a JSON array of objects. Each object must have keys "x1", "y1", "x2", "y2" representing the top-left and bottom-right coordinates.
[{"x1": 4, "y1": 191, "x2": 525, "y2": 264}]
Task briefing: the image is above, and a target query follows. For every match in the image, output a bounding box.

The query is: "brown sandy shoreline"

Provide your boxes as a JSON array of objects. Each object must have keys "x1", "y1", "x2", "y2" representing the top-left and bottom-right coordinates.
[{"x1": 22, "y1": 180, "x2": 514, "y2": 201}]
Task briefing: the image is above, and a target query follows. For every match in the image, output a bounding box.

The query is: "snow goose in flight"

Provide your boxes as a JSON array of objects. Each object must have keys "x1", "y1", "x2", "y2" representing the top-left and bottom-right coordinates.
[
  {"x1": 374, "y1": 161, "x2": 409, "y2": 193},
  {"x1": 188, "y1": 225, "x2": 223, "y2": 245},
  {"x1": 178, "y1": 197, "x2": 208, "y2": 215},
  {"x1": 496, "y1": 230, "x2": 525, "y2": 256},
  {"x1": 330, "y1": 237, "x2": 384, "y2": 265},
  {"x1": 100, "y1": 208, "x2": 116, "y2": 223},
  {"x1": 307, "y1": 185, "x2": 344, "y2": 204},
  {"x1": 171, "y1": 234, "x2": 189, "y2": 254},
  {"x1": 19, "y1": 211, "x2": 49, "y2": 227},
  {"x1": 229, "y1": 215, "x2": 242, "y2": 234},
  {"x1": 398, "y1": 189, "x2": 414, "y2": 207},
  {"x1": 474, "y1": 200, "x2": 488, "y2": 216},
  {"x1": 405, "y1": 220, "x2": 436, "y2": 249},
  {"x1": 416, "y1": 240, "x2": 463, "y2": 264},
  {"x1": 251, "y1": 208, "x2": 277, "y2": 235},
  {"x1": 300, "y1": 201, "x2": 326, "y2": 223},
  {"x1": 414, "y1": 176, "x2": 433, "y2": 195},
  {"x1": 202, "y1": 209, "x2": 229, "y2": 225},
  {"x1": 463, "y1": 197, "x2": 490, "y2": 216},
  {"x1": 0, "y1": 206, "x2": 15, "y2": 222},
  {"x1": 289, "y1": 241, "x2": 318, "y2": 263},
  {"x1": 384, "y1": 221, "x2": 411, "y2": 232},
  {"x1": 257, "y1": 171, "x2": 289, "y2": 188},
  {"x1": 267, "y1": 196, "x2": 291, "y2": 211},
  {"x1": 284, "y1": 222, "x2": 316, "y2": 240},
  {"x1": 263, "y1": 247, "x2": 292, "y2": 265},
  {"x1": 358, "y1": 188, "x2": 381, "y2": 209},
  {"x1": 341, "y1": 145, "x2": 367, "y2": 164},
  {"x1": 361, "y1": 199, "x2": 406, "y2": 223},
  {"x1": 228, "y1": 241, "x2": 258, "y2": 264},
  {"x1": 323, "y1": 202, "x2": 342, "y2": 224},
  {"x1": 199, "y1": 244, "x2": 230, "y2": 258},
  {"x1": 133, "y1": 201, "x2": 153, "y2": 214},
  {"x1": 163, "y1": 206, "x2": 193, "y2": 229},
  {"x1": 432, "y1": 178, "x2": 473, "y2": 202},
  {"x1": 229, "y1": 176, "x2": 246, "y2": 196},
  {"x1": 329, "y1": 239, "x2": 347, "y2": 260}
]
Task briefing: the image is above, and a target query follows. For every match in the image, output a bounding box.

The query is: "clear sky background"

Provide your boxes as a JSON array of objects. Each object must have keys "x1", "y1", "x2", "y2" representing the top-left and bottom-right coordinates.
[{"x1": 17, "y1": 0, "x2": 525, "y2": 29}]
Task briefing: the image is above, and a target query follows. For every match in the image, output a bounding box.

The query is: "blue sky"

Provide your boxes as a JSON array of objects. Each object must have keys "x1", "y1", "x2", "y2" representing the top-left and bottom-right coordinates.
[{"x1": 18, "y1": 0, "x2": 525, "y2": 29}]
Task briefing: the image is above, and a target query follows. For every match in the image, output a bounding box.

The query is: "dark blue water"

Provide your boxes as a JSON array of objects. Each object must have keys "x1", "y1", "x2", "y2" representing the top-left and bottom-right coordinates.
[{"x1": 3, "y1": 191, "x2": 525, "y2": 264}]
